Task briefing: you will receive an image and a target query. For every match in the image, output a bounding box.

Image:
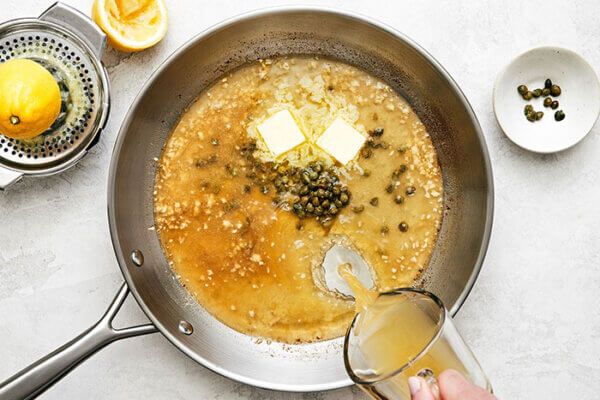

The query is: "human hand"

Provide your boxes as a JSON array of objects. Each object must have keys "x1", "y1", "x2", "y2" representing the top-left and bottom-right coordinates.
[{"x1": 408, "y1": 370, "x2": 496, "y2": 400}]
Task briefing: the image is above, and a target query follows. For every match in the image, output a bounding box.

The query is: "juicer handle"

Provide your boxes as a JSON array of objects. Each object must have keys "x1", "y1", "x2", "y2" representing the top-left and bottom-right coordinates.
[
  {"x1": 0, "y1": 284, "x2": 157, "y2": 400},
  {"x1": 39, "y1": 2, "x2": 107, "y2": 59},
  {"x1": 0, "y1": 167, "x2": 23, "y2": 191}
]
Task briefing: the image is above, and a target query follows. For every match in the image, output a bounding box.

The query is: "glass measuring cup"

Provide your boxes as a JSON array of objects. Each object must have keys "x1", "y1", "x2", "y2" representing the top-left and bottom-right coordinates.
[{"x1": 343, "y1": 288, "x2": 491, "y2": 399}]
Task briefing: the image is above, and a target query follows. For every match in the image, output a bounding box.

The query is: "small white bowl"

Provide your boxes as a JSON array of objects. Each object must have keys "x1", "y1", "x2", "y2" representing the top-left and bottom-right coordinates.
[{"x1": 493, "y1": 46, "x2": 600, "y2": 153}]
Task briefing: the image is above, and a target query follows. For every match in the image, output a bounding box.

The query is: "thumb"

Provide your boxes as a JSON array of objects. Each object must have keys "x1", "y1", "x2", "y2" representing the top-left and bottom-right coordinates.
[
  {"x1": 438, "y1": 369, "x2": 496, "y2": 400},
  {"x1": 409, "y1": 376, "x2": 438, "y2": 400}
]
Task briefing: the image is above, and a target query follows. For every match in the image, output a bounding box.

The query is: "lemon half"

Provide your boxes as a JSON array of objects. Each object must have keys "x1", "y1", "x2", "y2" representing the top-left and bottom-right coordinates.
[
  {"x1": 0, "y1": 59, "x2": 61, "y2": 140},
  {"x1": 92, "y1": 0, "x2": 168, "y2": 53}
]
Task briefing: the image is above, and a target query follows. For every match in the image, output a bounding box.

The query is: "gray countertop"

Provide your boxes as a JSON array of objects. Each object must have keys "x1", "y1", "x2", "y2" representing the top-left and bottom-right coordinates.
[{"x1": 2, "y1": 0, "x2": 599, "y2": 399}]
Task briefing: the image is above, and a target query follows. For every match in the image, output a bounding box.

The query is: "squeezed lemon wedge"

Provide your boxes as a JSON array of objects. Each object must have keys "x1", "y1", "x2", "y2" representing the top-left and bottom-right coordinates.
[{"x1": 92, "y1": 0, "x2": 168, "y2": 52}]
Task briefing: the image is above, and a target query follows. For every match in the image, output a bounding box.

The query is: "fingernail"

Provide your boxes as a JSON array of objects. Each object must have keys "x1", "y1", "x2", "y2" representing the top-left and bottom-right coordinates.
[{"x1": 408, "y1": 376, "x2": 421, "y2": 395}]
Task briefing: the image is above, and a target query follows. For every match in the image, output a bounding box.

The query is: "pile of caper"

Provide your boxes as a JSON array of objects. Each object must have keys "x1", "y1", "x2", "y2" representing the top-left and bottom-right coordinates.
[
  {"x1": 290, "y1": 162, "x2": 350, "y2": 227},
  {"x1": 234, "y1": 127, "x2": 416, "y2": 232},
  {"x1": 523, "y1": 104, "x2": 543, "y2": 122},
  {"x1": 238, "y1": 144, "x2": 351, "y2": 228},
  {"x1": 518, "y1": 79, "x2": 565, "y2": 122}
]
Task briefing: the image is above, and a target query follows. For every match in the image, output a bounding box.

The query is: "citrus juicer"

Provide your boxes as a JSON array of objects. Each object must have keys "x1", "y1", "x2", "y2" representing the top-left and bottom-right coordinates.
[{"x1": 0, "y1": 2, "x2": 110, "y2": 190}]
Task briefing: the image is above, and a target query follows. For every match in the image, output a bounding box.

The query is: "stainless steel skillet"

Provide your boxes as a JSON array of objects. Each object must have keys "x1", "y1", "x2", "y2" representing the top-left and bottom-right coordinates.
[{"x1": 0, "y1": 7, "x2": 493, "y2": 399}]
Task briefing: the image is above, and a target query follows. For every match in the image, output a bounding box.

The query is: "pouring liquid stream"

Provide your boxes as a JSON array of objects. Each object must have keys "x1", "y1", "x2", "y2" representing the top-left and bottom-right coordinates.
[
  {"x1": 340, "y1": 264, "x2": 470, "y2": 398},
  {"x1": 338, "y1": 263, "x2": 378, "y2": 311}
]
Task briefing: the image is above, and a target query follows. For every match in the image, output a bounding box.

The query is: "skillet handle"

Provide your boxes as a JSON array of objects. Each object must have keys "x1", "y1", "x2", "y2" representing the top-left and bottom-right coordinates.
[{"x1": 0, "y1": 283, "x2": 157, "y2": 400}]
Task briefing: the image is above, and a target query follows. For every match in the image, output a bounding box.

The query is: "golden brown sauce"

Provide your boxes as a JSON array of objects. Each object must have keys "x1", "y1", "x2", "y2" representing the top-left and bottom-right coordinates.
[{"x1": 154, "y1": 57, "x2": 443, "y2": 343}]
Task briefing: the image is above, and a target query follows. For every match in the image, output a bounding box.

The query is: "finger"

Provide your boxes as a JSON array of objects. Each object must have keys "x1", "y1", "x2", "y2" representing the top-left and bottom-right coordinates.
[
  {"x1": 438, "y1": 369, "x2": 496, "y2": 400},
  {"x1": 409, "y1": 376, "x2": 438, "y2": 400}
]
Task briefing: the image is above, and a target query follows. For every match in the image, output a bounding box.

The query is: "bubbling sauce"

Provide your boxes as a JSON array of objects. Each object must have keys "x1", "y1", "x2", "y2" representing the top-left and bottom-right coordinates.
[{"x1": 154, "y1": 57, "x2": 443, "y2": 343}]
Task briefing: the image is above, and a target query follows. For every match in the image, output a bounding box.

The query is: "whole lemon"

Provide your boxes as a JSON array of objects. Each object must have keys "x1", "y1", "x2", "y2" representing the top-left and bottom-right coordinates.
[{"x1": 0, "y1": 58, "x2": 61, "y2": 139}]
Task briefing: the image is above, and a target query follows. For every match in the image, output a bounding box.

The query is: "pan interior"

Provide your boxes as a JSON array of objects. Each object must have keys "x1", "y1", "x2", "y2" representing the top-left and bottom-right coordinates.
[{"x1": 109, "y1": 9, "x2": 492, "y2": 392}]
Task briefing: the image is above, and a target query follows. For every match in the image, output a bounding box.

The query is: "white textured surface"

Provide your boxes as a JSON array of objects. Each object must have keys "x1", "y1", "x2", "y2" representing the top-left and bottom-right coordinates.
[{"x1": 1, "y1": 1, "x2": 600, "y2": 399}]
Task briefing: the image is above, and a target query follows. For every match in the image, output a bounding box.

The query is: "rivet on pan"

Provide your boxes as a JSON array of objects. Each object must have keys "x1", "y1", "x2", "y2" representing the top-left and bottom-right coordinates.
[
  {"x1": 131, "y1": 249, "x2": 144, "y2": 267},
  {"x1": 178, "y1": 320, "x2": 193, "y2": 335}
]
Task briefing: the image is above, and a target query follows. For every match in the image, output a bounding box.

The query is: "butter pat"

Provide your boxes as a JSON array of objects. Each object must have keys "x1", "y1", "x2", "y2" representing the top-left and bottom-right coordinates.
[
  {"x1": 256, "y1": 110, "x2": 306, "y2": 157},
  {"x1": 316, "y1": 117, "x2": 366, "y2": 165}
]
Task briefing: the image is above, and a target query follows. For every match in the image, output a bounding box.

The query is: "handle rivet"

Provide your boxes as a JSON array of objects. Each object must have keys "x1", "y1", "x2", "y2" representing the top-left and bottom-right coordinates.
[
  {"x1": 131, "y1": 249, "x2": 144, "y2": 267},
  {"x1": 178, "y1": 320, "x2": 193, "y2": 335}
]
